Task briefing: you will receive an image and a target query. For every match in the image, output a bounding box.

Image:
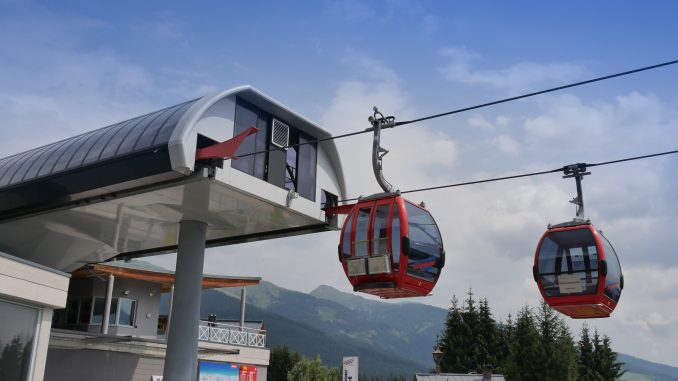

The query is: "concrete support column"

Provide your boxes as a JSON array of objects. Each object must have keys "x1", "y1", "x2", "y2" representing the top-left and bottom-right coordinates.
[
  {"x1": 162, "y1": 220, "x2": 207, "y2": 381},
  {"x1": 101, "y1": 273, "x2": 114, "y2": 334},
  {"x1": 239, "y1": 287, "x2": 246, "y2": 331}
]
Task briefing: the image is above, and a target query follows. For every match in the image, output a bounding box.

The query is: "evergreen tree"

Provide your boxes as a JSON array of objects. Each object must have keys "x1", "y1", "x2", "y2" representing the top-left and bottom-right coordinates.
[
  {"x1": 494, "y1": 316, "x2": 512, "y2": 370},
  {"x1": 536, "y1": 300, "x2": 561, "y2": 381},
  {"x1": 577, "y1": 323, "x2": 601, "y2": 381},
  {"x1": 595, "y1": 334, "x2": 625, "y2": 381},
  {"x1": 269, "y1": 345, "x2": 302, "y2": 381},
  {"x1": 440, "y1": 295, "x2": 469, "y2": 372},
  {"x1": 553, "y1": 319, "x2": 578, "y2": 381},
  {"x1": 286, "y1": 356, "x2": 337, "y2": 381},
  {"x1": 460, "y1": 288, "x2": 483, "y2": 372},
  {"x1": 478, "y1": 298, "x2": 498, "y2": 368},
  {"x1": 504, "y1": 306, "x2": 542, "y2": 381}
]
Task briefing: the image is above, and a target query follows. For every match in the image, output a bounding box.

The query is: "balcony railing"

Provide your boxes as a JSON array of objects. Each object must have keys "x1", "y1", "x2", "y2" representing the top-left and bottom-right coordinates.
[{"x1": 197, "y1": 321, "x2": 266, "y2": 348}]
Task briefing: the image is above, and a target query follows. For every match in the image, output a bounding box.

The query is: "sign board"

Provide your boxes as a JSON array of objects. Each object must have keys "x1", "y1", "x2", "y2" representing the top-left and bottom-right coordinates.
[
  {"x1": 151, "y1": 377, "x2": 162, "y2": 381},
  {"x1": 239, "y1": 365, "x2": 258, "y2": 381},
  {"x1": 198, "y1": 361, "x2": 240, "y2": 381},
  {"x1": 342, "y1": 356, "x2": 359, "y2": 381}
]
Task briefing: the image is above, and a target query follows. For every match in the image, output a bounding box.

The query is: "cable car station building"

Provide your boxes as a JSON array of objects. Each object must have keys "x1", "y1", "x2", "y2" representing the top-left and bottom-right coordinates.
[{"x1": 0, "y1": 86, "x2": 346, "y2": 381}]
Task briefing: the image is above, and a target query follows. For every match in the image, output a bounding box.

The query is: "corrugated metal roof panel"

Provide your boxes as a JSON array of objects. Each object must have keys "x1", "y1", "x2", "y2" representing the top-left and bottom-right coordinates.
[{"x1": 0, "y1": 98, "x2": 198, "y2": 190}]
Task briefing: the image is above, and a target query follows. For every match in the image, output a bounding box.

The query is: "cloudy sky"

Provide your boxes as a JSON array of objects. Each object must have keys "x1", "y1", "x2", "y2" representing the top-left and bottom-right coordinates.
[{"x1": 2, "y1": 0, "x2": 678, "y2": 367}]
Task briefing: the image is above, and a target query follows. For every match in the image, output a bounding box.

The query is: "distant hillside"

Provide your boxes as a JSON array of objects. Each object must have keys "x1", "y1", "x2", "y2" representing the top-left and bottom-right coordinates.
[
  {"x1": 619, "y1": 353, "x2": 678, "y2": 381},
  {"x1": 157, "y1": 276, "x2": 678, "y2": 379},
  {"x1": 198, "y1": 286, "x2": 431, "y2": 377},
  {"x1": 215, "y1": 281, "x2": 446, "y2": 367}
]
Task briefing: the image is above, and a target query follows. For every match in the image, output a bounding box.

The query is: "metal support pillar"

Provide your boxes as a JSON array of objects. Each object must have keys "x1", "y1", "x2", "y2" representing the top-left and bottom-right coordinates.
[
  {"x1": 101, "y1": 273, "x2": 114, "y2": 334},
  {"x1": 162, "y1": 220, "x2": 207, "y2": 381},
  {"x1": 239, "y1": 287, "x2": 247, "y2": 331},
  {"x1": 166, "y1": 284, "x2": 175, "y2": 337}
]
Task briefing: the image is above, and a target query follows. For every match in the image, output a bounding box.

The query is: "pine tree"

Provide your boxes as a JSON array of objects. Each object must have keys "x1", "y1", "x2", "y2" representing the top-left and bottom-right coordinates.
[
  {"x1": 504, "y1": 306, "x2": 542, "y2": 381},
  {"x1": 286, "y1": 356, "x2": 337, "y2": 381},
  {"x1": 269, "y1": 345, "x2": 302, "y2": 381},
  {"x1": 536, "y1": 300, "x2": 560, "y2": 381},
  {"x1": 577, "y1": 323, "x2": 601, "y2": 381},
  {"x1": 553, "y1": 319, "x2": 578, "y2": 381},
  {"x1": 596, "y1": 334, "x2": 625, "y2": 381},
  {"x1": 440, "y1": 295, "x2": 468, "y2": 372},
  {"x1": 461, "y1": 288, "x2": 483, "y2": 372},
  {"x1": 478, "y1": 298, "x2": 498, "y2": 368}
]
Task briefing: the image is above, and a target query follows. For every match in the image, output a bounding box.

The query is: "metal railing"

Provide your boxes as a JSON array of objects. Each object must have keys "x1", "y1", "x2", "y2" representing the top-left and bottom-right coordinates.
[{"x1": 197, "y1": 321, "x2": 266, "y2": 348}]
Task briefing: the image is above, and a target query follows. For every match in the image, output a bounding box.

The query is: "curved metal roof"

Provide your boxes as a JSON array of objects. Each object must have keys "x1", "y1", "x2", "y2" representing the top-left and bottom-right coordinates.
[{"x1": 0, "y1": 99, "x2": 198, "y2": 189}]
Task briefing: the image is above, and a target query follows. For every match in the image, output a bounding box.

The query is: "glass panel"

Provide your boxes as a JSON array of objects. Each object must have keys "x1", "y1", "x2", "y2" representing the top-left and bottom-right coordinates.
[
  {"x1": 91, "y1": 297, "x2": 117, "y2": 325},
  {"x1": 253, "y1": 117, "x2": 268, "y2": 179},
  {"x1": 297, "y1": 133, "x2": 317, "y2": 201},
  {"x1": 537, "y1": 228, "x2": 600, "y2": 296},
  {"x1": 78, "y1": 298, "x2": 92, "y2": 324},
  {"x1": 133, "y1": 106, "x2": 179, "y2": 150},
  {"x1": 391, "y1": 206, "x2": 401, "y2": 271},
  {"x1": 341, "y1": 213, "x2": 354, "y2": 260},
  {"x1": 231, "y1": 103, "x2": 258, "y2": 176},
  {"x1": 118, "y1": 299, "x2": 136, "y2": 327},
  {"x1": 372, "y1": 204, "x2": 390, "y2": 256},
  {"x1": 49, "y1": 134, "x2": 90, "y2": 173},
  {"x1": 354, "y1": 208, "x2": 371, "y2": 257},
  {"x1": 601, "y1": 233, "x2": 622, "y2": 302},
  {"x1": 65, "y1": 129, "x2": 108, "y2": 169},
  {"x1": 82, "y1": 122, "x2": 129, "y2": 164},
  {"x1": 99, "y1": 118, "x2": 139, "y2": 160},
  {"x1": 405, "y1": 203, "x2": 443, "y2": 281},
  {"x1": 116, "y1": 113, "x2": 159, "y2": 156},
  {"x1": 8, "y1": 146, "x2": 48, "y2": 184},
  {"x1": 152, "y1": 100, "x2": 198, "y2": 145},
  {"x1": 66, "y1": 299, "x2": 79, "y2": 324},
  {"x1": 0, "y1": 299, "x2": 39, "y2": 381},
  {"x1": 285, "y1": 146, "x2": 297, "y2": 191},
  {"x1": 91, "y1": 298, "x2": 105, "y2": 324},
  {"x1": 0, "y1": 152, "x2": 32, "y2": 186}
]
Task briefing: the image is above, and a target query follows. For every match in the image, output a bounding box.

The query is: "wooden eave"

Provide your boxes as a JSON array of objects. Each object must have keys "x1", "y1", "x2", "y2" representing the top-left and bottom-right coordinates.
[{"x1": 71, "y1": 263, "x2": 260, "y2": 292}]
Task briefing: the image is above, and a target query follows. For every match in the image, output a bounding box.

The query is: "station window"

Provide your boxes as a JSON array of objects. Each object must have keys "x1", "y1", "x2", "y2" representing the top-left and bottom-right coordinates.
[
  {"x1": 62, "y1": 297, "x2": 137, "y2": 328},
  {"x1": 0, "y1": 299, "x2": 39, "y2": 381},
  {"x1": 231, "y1": 97, "x2": 317, "y2": 201}
]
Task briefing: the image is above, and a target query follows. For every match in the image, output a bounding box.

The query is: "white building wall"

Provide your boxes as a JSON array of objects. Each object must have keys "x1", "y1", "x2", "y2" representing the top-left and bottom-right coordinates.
[{"x1": 0, "y1": 252, "x2": 69, "y2": 381}]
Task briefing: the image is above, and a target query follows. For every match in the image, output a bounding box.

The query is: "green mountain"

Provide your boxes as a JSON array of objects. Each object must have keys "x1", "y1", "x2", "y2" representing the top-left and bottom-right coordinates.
[
  {"x1": 199, "y1": 284, "x2": 434, "y2": 377},
  {"x1": 159, "y1": 275, "x2": 678, "y2": 379},
  {"x1": 618, "y1": 353, "x2": 678, "y2": 381}
]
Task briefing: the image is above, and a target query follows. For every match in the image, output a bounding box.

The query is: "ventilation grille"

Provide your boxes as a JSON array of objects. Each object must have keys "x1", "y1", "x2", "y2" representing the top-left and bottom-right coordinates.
[{"x1": 271, "y1": 119, "x2": 290, "y2": 148}]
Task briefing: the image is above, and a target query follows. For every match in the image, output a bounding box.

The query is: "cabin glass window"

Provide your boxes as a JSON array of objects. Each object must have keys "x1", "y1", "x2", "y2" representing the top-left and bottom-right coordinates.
[
  {"x1": 372, "y1": 204, "x2": 390, "y2": 256},
  {"x1": 601, "y1": 234, "x2": 622, "y2": 302},
  {"x1": 537, "y1": 229, "x2": 599, "y2": 296},
  {"x1": 341, "y1": 213, "x2": 354, "y2": 260},
  {"x1": 391, "y1": 206, "x2": 401, "y2": 271},
  {"x1": 405, "y1": 203, "x2": 442, "y2": 281},
  {"x1": 355, "y1": 208, "x2": 371, "y2": 257}
]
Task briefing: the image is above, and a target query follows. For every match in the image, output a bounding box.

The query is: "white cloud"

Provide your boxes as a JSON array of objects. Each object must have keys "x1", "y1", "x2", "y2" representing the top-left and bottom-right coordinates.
[
  {"x1": 491, "y1": 134, "x2": 521, "y2": 155},
  {"x1": 439, "y1": 47, "x2": 589, "y2": 92}
]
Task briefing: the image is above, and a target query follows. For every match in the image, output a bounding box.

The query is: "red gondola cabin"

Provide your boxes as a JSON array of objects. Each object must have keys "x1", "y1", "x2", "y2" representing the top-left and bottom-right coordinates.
[
  {"x1": 338, "y1": 193, "x2": 444, "y2": 298},
  {"x1": 533, "y1": 222, "x2": 623, "y2": 318}
]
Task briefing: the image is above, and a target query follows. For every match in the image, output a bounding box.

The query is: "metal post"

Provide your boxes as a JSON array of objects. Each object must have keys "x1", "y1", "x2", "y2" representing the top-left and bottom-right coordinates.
[
  {"x1": 239, "y1": 287, "x2": 247, "y2": 331},
  {"x1": 162, "y1": 220, "x2": 207, "y2": 381},
  {"x1": 101, "y1": 273, "x2": 114, "y2": 334},
  {"x1": 574, "y1": 174, "x2": 585, "y2": 220},
  {"x1": 166, "y1": 284, "x2": 175, "y2": 337}
]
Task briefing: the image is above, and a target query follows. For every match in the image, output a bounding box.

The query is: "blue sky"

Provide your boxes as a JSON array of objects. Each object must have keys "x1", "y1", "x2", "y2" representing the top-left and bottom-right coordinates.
[{"x1": 2, "y1": 0, "x2": 678, "y2": 368}]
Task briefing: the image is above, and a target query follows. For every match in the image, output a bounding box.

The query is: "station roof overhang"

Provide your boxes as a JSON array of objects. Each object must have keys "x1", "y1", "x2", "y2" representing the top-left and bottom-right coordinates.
[
  {"x1": 0, "y1": 86, "x2": 346, "y2": 272},
  {"x1": 72, "y1": 262, "x2": 260, "y2": 292}
]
